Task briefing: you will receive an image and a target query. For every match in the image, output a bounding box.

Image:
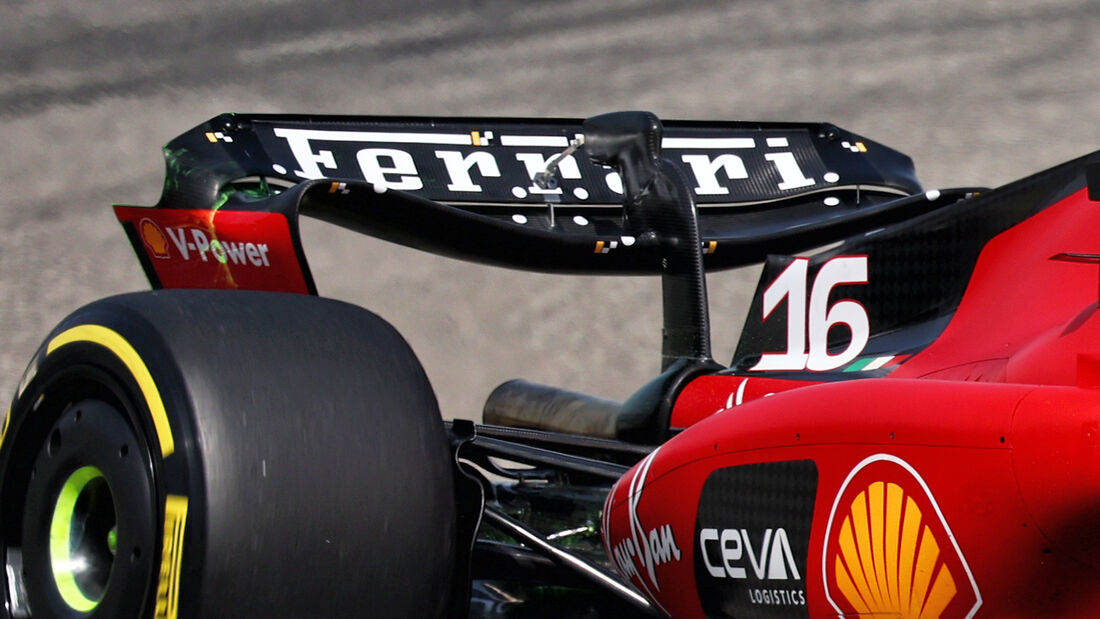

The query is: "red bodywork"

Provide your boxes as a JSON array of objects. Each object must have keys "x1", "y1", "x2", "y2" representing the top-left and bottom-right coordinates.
[
  {"x1": 114, "y1": 206, "x2": 312, "y2": 294},
  {"x1": 604, "y1": 188, "x2": 1100, "y2": 617}
]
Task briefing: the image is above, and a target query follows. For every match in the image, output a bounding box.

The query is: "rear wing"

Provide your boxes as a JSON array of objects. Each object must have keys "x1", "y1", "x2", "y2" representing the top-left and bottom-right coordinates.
[
  {"x1": 115, "y1": 112, "x2": 938, "y2": 294},
  {"x1": 114, "y1": 111, "x2": 975, "y2": 433}
]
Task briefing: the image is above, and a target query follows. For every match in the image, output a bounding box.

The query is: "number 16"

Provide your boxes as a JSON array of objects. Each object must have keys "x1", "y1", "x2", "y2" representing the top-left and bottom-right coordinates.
[{"x1": 749, "y1": 256, "x2": 870, "y2": 372}]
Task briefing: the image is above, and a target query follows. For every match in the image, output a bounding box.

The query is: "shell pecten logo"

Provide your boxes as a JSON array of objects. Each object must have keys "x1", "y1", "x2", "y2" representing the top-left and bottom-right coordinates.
[
  {"x1": 140, "y1": 218, "x2": 171, "y2": 259},
  {"x1": 823, "y1": 455, "x2": 981, "y2": 619}
]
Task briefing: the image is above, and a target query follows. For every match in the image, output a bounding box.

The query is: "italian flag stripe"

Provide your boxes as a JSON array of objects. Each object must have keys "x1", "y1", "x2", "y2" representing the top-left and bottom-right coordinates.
[
  {"x1": 844, "y1": 355, "x2": 900, "y2": 372},
  {"x1": 844, "y1": 357, "x2": 879, "y2": 372}
]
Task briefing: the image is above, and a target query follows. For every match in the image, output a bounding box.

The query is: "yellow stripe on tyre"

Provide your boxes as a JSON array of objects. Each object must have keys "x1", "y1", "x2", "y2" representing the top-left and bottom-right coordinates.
[
  {"x1": 47, "y1": 325, "x2": 175, "y2": 457},
  {"x1": 0, "y1": 406, "x2": 9, "y2": 450},
  {"x1": 155, "y1": 495, "x2": 189, "y2": 619}
]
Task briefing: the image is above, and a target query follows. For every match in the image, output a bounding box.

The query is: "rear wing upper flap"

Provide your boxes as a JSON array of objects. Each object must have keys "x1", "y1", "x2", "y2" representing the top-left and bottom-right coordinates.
[{"x1": 138, "y1": 112, "x2": 931, "y2": 274}]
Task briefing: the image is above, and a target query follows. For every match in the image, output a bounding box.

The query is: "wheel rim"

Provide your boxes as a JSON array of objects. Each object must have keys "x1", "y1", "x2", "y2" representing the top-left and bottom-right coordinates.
[
  {"x1": 16, "y1": 392, "x2": 158, "y2": 619},
  {"x1": 49, "y1": 465, "x2": 116, "y2": 612}
]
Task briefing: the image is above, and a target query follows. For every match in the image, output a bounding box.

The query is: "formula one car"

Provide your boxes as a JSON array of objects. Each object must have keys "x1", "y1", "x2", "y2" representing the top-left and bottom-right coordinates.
[{"x1": 3, "y1": 109, "x2": 1099, "y2": 618}]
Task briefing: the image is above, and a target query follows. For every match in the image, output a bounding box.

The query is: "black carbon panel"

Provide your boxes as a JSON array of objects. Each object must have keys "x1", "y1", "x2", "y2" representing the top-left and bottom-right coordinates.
[
  {"x1": 733, "y1": 152, "x2": 1092, "y2": 374},
  {"x1": 693, "y1": 460, "x2": 818, "y2": 618}
]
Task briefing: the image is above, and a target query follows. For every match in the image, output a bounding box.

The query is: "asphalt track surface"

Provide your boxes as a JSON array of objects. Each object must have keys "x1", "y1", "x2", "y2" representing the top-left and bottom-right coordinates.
[{"x1": 4, "y1": 0, "x2": 1100, "y2": 419}]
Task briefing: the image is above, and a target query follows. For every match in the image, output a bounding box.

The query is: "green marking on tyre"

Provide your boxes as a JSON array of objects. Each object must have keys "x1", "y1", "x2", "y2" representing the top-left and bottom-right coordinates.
[{"x1": 50, "y1": 466, "x2": 111, "y2": 612}]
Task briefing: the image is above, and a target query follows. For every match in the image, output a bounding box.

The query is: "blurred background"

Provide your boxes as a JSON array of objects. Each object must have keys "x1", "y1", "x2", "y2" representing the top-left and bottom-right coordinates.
[{"x1": 4, "y1": 0, "x2": 1100, "y2": 418}]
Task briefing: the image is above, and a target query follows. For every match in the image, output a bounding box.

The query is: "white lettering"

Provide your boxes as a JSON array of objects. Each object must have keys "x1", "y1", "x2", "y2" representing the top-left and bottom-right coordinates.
[
  {"x1": 650, "y1": 525, "x2": 682, "y2": 564},
  {"x1": 225, "y1": 242, "x2": 248, "y2": 265},
  {"x1": 766, "y1": 528, "x2": 800, "y2": 580},
  {"x1": 748, "y1": 587, "x2": 806, "y2": 606},
  {"x1": 765, "y1": 152, "x2": 815, "y2": 190},
  {"x1": 244, "y1": 243, "x2": 261, "y2": 266},
  {"x1": 750, "y1": 258, "x2": 810, "y2": 371},
  {"x1": 720, "y1": 528, "x2": 747, "y2": 578},
  {"x1": 700, "y1": 529, "x2": 725, "y2": 578},
  {"x1": 681, "y1": 154, "x2": 748, "y2": 195},
  {"x1": 271, "y1": 127, "x2": 823, "y2": 198},
  {"x1": 209, "y1": 239, "x2": 227, "y2": 264},
  {"x1": 610, "y1": 445, "x2": 678, "y2": 617},
  {"x1": 435, "y1": 151, "x2": 501, "y2": 192},
  {"x1": 612, "y1": 538, "x2": 639, "y2": 582},
  {"x1": 806, "y1": 256, "x2": 869, "y2": 371},
  {"x1": 750, "y1": 256, "x2": 871, "y2": 372},
  {"x1": 699, "y1": 527, "x2": 801, "y2": 581},
  {"x1": 166, "y1": 227, "x2": 190, "y2": 260},
  {"x1": 744, "y1": 528, "x2": 773, "y2": 580},
  {"x1": 159, "y1": 228, "x2": 273, "y2": 268},
  {"x1": 190, "y1": 229, "x2": 210, "y2": 262},
  {"x1": 272, "y1": 128, "x2": 338, "y2": 179},
  {"x1": 612, "y1": 524, "x2": 679, "y2": 588},
  {"x1": 356, "y1": 148, "x2": 423, "y2": 191}
]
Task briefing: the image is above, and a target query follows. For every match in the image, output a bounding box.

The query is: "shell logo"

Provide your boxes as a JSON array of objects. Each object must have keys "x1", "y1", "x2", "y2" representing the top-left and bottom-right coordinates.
[
  {"x1": 139, "y1": 218, "x2": 170, "y2": 259},
  {"x1": 823, "y1": 455, "x2": 981, "y2": 619}
]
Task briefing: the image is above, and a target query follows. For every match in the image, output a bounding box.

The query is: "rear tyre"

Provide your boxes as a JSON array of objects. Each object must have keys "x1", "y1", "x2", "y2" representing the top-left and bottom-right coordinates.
[{"x1": 1, "y1": 290, "x2": 455, "y2": 618}]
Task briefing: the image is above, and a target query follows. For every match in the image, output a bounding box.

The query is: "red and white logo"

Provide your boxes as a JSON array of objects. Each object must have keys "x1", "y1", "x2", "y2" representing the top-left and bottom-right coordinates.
[
  {"x1": 603, "y1": 447, "x2": 680, "y2": 615},
  {"x1": 116, "y1": 207, "x2": 310, "y2": 294}
]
